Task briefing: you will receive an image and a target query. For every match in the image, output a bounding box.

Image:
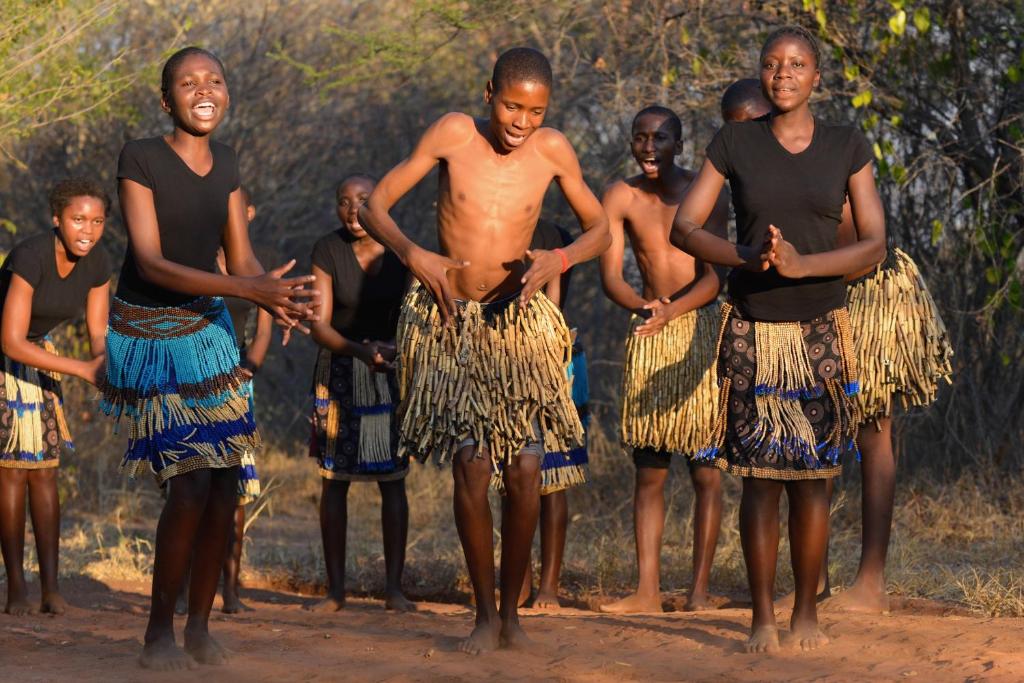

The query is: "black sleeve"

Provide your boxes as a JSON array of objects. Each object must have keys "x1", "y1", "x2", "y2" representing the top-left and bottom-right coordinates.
[
  {"x1": 704, "y1": 123, "x2": 734, "y2": 178},
  {"x1": 7, "y1": 240, "x2": 43, "y2": 288},
  {"x1": 224, "y1": 144, "x2": 241, "y2": 193},
  {"x1": 848, "y1": 128, "x2": 874, "y2": 176},
  {"x1": 90, "y1": 248, "x2": 112, "y2": 288},
  {"x1": 117, "y1": 140, "x2": 153, "y2": 189},
  {"x1": 311, "y1": 234, "x2": 338, "y2": 280}
]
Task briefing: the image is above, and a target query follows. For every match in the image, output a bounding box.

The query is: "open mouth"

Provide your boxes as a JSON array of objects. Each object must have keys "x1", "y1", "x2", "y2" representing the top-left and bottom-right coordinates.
[
  {"x1": 503, "y1": 129, "x2": 527, "y2": 148},
  {"x1": 193, "y1": 101, "x2": 217, "y2": 120},
  {"x1": 639, "y1": 158, "x2": 660, "y2": 174},
  {"x1": 75, "y1": 238, "x2": 93, "y2": 249}
]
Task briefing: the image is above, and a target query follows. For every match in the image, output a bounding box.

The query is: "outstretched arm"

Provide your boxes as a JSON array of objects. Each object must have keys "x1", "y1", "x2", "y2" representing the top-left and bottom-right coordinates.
[
  {"x1": 671, "y1": 160, "x2": 770, "y2": 271},
  {"x1": 308, "y1": 265, "x2": 387, "y2": 369},
  {"x1": 521, "y1": 130, "x2": 610, "y2": 302},
  {"x1": 359, "y1": 113, "x2": 473, "y2": 320},
  {"x1": 769, "y1": 164, "x2": 885, "y2": 277},
  {"x1": 1, "y1": 276, "x2": 104, "y2": 384}
]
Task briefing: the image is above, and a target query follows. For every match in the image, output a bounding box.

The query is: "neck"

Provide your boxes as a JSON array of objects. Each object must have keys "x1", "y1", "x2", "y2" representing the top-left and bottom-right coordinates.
[
  {"x1": 651, "y1": 163, "x2": 685, "y2": 192},
  {"x1": 52, "y1": 231, "x2": 78, "y2": 266},
  {"x1": 166, "y1": 126, "x2": 211, "y2": 153},
  {"x1": 770, "y1": 105, "x2": 814, "y2": 132}
]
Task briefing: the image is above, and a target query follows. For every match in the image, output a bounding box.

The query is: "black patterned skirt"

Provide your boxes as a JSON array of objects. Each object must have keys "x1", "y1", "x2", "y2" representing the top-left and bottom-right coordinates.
[
  {"x1": 309, "y1": 350, "x2": 408, "y2": 482},
  {"x1": 0, "y1": 341, "x2": 72, "y2": 469},
  {"x1": 696, "y1": 303, "x2": 860, "y2": 480}
]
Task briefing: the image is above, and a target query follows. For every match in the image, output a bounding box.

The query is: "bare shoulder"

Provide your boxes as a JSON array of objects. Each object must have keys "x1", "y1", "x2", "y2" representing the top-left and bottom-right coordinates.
[
  {"x1": 602, "y1": 177, "x2": 635, "y2": 208},
  {"x1": 532, "y1": 127, "x2": 577, "y2": 163},
  {"x1": 424, "y1": 112, "x2": 478, "y2": 153}
]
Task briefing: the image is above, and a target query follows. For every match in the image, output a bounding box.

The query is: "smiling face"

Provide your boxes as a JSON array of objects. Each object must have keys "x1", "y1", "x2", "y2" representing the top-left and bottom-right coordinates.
[
  {"x1": 760, "y1": 35, "x2": 820, "y2": 113},
  {"x1": 53, "y1": 196, "x2": 105, "y2": 258},
  {"x1": 631, "y1": 112, "x2": 683, "y2": 179},
  {"x1": 484, "y1": 79, "x2": 550, "y2": 153},
  {"x1": 336, "y1": 177, "x2": 375, "y2": 239},
  {"x1": 161, "y1": 53, "x2": 229, "y2": 135}
]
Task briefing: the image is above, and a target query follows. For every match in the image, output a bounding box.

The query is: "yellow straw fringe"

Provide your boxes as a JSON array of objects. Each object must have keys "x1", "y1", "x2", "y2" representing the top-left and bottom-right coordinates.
[
  {"x1": 396, "y1": 285, "x2": 583, "y2": 470},
  {"x1": 749, "y1": 319, "x2": 819, "y2": 454},
  {"x1": 620, "y1": 303, "x2": 720, "y2": 455},
  {"x1": 2, "y1": 340, "x2": 71, "y2": 462},
  {"x1": 847, "y1": 248, "x2": 954, "y2": 422}
]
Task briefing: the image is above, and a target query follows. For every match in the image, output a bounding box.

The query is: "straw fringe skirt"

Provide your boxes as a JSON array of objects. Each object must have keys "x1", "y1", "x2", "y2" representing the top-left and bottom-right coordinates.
[
  {"x1": 396, "y1": 285, "x2": 583, "y2": 476},
  {"x1": 309, "y1": 349, "x2": 408, "y2": 482},
  {"x1": 847, "y1": 248, "x2": 953, "y2": 424},
  {"x1": 696, "y1": 303, "x2": 860, "y2": 480},
  {"x1": 101, "y1": 296, "x2": 260, "y2": 484},
  {"x1": 0, "y1": 340, "x2": 72, "y2": 468},
  {"x1": 620, "y1": 303, "x2": 720, "y2": 457}
]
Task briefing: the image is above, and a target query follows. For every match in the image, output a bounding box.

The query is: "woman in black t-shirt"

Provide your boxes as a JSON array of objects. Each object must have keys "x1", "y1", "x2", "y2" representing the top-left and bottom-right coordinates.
[
  {"x1": 308, "y1": 174, "x2": 415, "y2": 613},
  {"x1": 104, "y1": 47, "x2": 316, "y2": 671},
  {"x1": 672, "y1": 27, "x2": 886, "y2": 653},
  {"x1": 0, "y1": 178, "x2": 111, "y2": 616}
]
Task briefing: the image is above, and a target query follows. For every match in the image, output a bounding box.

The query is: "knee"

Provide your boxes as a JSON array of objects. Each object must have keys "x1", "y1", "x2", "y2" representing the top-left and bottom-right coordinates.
[
  {"x1": 377, "y1": 479, "x2": 407, "y2": 502},
  {"x1": 504, "y1": 454, "x2": 541, "y2": 496},
  {"x1": 453, "y1": 451, "x2": 492, "y2": 489},
  {"x1": 690, "y1": 465, "x2": 722, "y2": 495},
  {"x1": 635, "y1": 468, "x2": 667, "y2": 495}
]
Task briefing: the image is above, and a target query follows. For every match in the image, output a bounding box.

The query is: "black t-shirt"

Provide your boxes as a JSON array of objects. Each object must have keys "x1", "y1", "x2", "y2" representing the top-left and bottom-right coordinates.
[
  {"x1": 705, "y1": 118, "x2": 873, "y2": 321},
  {"x1": 0, "y1": 231, "x2": 111, "y2": 341},
  {"x1": 311, "y1": 231, "x2": 409, "y2": 341},
  {"x1": 224, "y1": 296, "x2": 255, "y2": 350},
  {"x1": 530, "y1": 220, "x2": 575, "y2": 307},
  {"x1": 115, "y1": 137, "x2": 240, "y2": 307}
]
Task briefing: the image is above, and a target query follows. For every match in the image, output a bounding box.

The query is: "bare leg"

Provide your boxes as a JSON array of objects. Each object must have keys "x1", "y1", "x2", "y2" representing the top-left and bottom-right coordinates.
[
  {"x1": 740, "y1": 477, "x2": 783, "y2": 654},
  {"x1": 502, "y1": 495, "x2": 533, "y2": 608},
  {"x1": 182, "y1": 467, "x2": 238, "y2": 665},
  {"x1": 140, "y1": 468, "x2": 215, "y2": 671},
  {"x1": 683, "y1": 463, "x2": 722, "y2": 611},
  {"x1": 600, "y1": 464, "x2": 668, "y2": 614},
  {"x1": 379, "y1": 478, "x2": 415, "y2": 611},
  {"x1": 785, "y1": 478, "x2": 831, "y2": 651},
  {"x1": 27, "y1": 468, "x2": 65, "y2": 614},
  {"x1": 0, "y1": 468, "x2": 33, "y2": 616},
  {"x1": 221, "y1": 505, "x2": 251, "y2": 614},
  {"x1": 776, "y1": 476, "x2": 833, "y2": 609},
  {"x1": 498, "y1": 451, "x2": 541, "y2": 650},
  {"x1": 534, "y1": 490, "x2": 567, "y2": 609},
  {"x1": 453, "y1": 446, "x2": 500, "y2": 655},
  {"x1": 829, "y1": 417, "x2": 895, "y2": 613},
  {"x1": 310, "y1": 478, "x2": 349, "y2": 612}
]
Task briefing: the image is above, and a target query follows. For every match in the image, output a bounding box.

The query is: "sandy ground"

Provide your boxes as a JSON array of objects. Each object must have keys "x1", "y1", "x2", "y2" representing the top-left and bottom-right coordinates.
[{"x1": 2, "y1": 577, "x2": 1022, "y2": 682}]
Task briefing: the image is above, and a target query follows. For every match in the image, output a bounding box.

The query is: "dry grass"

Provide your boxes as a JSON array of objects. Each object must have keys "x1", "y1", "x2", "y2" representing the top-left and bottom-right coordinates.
[{"x1": 11, "y1": 406, "x2": 1023, "y2": 618}]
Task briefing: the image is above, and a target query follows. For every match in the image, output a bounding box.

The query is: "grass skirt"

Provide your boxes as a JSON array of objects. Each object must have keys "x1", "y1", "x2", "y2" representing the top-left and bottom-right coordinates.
[
  {"x1": 0, "y1": 340, "x2": 72, "y2": 468},
  {"x1": 101, "y1": 296, "x2": 260, "y2": 484},
  {"x1": 396, "y1": 284, "x2": 583, "y2": 476},
  {"x1": 620, "y1": 303, "x2": 720, "y2": 457},
  {"x1": 847, "y1": 248, "x2": 954, "y2": 424},
  {"x1": 309, "y1": 349, "x2": 408, "y2": 482},
  {"x1": 696, "y1": 304, "x2": 859, "y2": 480}
]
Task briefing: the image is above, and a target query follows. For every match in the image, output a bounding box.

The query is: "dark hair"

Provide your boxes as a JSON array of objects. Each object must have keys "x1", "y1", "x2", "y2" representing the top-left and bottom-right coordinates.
[
  {"x1": 49, "y1": 178, "x2": 110, "y2": 216},
  {"x1": 491, "y1": 47, "x2": 553, "y2": 92},
  {"x1": 632, "y1": 105, "x2": 682, "y2": 141},
  {"x1": 160, "y1": 46, "x2": 226, "y2": 97},
  {"x1": 335, "y1": 173, "x2": 377, "y2": 201},
  {"x1": 720, "y1": 79, "x2": 770, "y2": 121},
  {"x1": 760, "y1": 25, "x2": 821, "y2": 68}
]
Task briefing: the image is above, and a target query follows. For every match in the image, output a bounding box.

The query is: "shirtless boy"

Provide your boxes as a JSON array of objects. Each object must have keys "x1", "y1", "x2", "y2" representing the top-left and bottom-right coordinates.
[
  {"x1": 599, "y1": 106, "x2": 729, "y2": 614},
  {"x1": 360, "y1": 47, "x2": 609, "y2": 654}
]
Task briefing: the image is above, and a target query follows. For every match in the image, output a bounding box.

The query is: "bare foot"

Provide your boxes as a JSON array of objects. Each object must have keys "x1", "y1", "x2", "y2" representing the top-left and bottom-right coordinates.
[
  {"x1": 532, "y1": 590, "x2": 561, "y2": 610},
  {"x1": 4, "y1": 596, "x2": 36, "y2": 616},
  {"x1": 221, "y1": 594, "x2": 254, "y2": 614},
  {"x1": 139, "y1": 636, "x2": 198, "y2": 671},
  {"x1": 385, "y1": 590, "x2": 417, "y2": 612},
  {"x1": 183, "y1": 629, "x2": 230, "y2": 665},
  {"x1": 458, "y1": 620, "x2": 500, "y2": 655},
  {"x1": 307, "y1": 595, "x2": 345, "y2": 612},
  {"x1": 788, "y1": 623, "x2": 830, "y2": 651},
  {"x1": 682, "y1": 591, "x2": 716, "y2": 612},
  {"x1": 821, "y1": 581, "x2": 890, "y2": 614},
  {"x1": 745, "y1": 625, "x2": 781, "y2": 654},
  {"x1": 598, "y1": 592, "x2": 662, "y2": 614},
  {"x1": 40, "y1": 592, "x2": 68, "y2": 615},
  {"x1": 500, "y1": 621, "x2": 533, "y2": 651},
  {"x1": 774, "y1": 579, "x2": 830, "y2": 609}
]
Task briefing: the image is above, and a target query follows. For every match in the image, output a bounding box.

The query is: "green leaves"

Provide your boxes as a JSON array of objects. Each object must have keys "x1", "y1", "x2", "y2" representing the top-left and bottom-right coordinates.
[
  {"x1": 913, "y1": 7, "x2": 931, "y2": 33},
  {"x1": 888, "y1": 9, "x2": 907, "y2": 36},
  {"x1": 852, "y1": 89, "x2": 873, "y2": 108}
]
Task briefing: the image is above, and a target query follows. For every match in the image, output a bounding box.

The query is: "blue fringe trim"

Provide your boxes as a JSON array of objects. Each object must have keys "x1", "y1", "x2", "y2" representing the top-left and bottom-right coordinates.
[
  {"x1": 121, "y1": 415, "x2": 257, "y2": 464},
  {"x1": 321, "y1": 454, "x2": 404, "y2": 474},
  {"x1": 753, "y1": 384, "x2": 825, "y2": 400},
  {"x1": 844, "y1": 381, "x2": 860, "y2": 397},
  {"x1": 694, "y1": 446, "x2": 719, "y2": 462},
  {"x1": 0, "y1": 440, "x2": 74, "y2": 463},
  {"x1": 540, "y1": 445, "x2": 589, "y2": 469},
  {"x1": 351, "y1": 403, "x2": 394, "y2": 417},
  {"x1": 568, "y1": 350, "x2": 589, "y2": 408}
]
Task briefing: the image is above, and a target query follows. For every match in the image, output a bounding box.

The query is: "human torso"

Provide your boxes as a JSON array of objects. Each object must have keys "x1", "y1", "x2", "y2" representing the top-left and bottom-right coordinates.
[
  {"x1": 619, "y1": 171, "x2": 700, "y2": 300},
  {"x1": 436, "y1": 118, "x2": 558, "y2": 301},
  {"x1": 115, "y1": 136, "x2": 239, "y2": 307},
  {"x1": 312, "y1": 230, "x2": 409, "y2": 341},
  {"x1": 0, "y1": 231, "x2": 110, "y2": 341},
  {"x1": 708, "y1": 118, "x2": 869, "y2": 321}
]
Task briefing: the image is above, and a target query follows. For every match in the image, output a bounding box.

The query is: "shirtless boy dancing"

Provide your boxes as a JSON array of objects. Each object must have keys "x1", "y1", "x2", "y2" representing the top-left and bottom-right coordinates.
[
  {"x1": 599, "y1": 106, "x2": 729, "y2": 613},
  {"x1": 360, "y1": 47, "x2": 609, "y2": 654}
]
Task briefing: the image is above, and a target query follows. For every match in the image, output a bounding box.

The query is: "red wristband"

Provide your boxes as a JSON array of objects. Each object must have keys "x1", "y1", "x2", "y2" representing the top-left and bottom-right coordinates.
[{"x1": 553, "y1": 247, "x2": 569, "y2": 274}]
